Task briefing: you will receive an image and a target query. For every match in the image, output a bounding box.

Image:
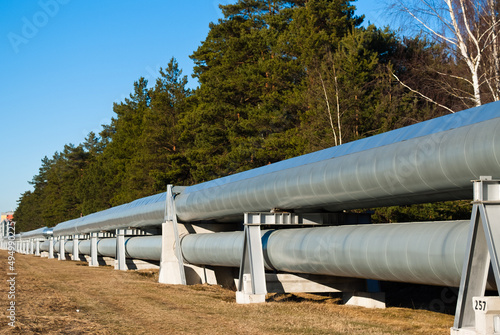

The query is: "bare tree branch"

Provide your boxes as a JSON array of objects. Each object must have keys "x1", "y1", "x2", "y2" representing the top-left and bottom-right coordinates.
[
  {"x1": 393, "y1": 0, "x2": 500, "y2": 107},
  {"x1": 392, "y1": 72, "x2": 456, "y2": 113},
  {"x1": 318, "y1": 71, "x2": 338, "y2": 146}
]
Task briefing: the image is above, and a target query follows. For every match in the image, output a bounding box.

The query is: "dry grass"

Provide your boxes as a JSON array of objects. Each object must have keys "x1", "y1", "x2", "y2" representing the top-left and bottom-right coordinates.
[{"x1": 0, "y1": 251, "x2": 453, "y2": 334}]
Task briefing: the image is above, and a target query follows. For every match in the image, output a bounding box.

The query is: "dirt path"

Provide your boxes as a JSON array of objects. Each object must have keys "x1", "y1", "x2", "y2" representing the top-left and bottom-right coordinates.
[{"x1": 0, "y1": 251, "x2": 453, "y2": 334}]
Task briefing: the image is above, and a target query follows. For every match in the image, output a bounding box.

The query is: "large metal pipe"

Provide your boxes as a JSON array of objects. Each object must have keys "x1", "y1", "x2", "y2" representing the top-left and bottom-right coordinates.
[
  {"x1": 125, "y1": 235, "x2": 162, "y2": 260},
  {"x1": 97, "y1": 238, "x2": 116, "y2": 257},
  {"x1": 79, "y1": 240, "x2": 90, "y2": 255},
  {"x1": 67, "y1": 236, "x2": 162, "y2": 260},
  {"x1": 64, "y1": 241, "x2": 73, "y2": 254},
  {"x1": 19, "y1": 227, "x2": 49, "y2": 239},
  {"x1": 40, "y1": 240, "x2": 50, "y2": 251},
  {"x1": 52, "y1": 192, "x2": 168, "y2": 236},
  {"x1": 51, "y1": 102, "x2": 500, "y2": 234},
  {"x1": 180, "y1": 221, "x2": 471, "y2": 287},
  {"x1": 175, "y1": 104, "x2": 500, "y2": 222},
  {"x1": 56, "y1": 220, "x2": 476, "y2": 288}
]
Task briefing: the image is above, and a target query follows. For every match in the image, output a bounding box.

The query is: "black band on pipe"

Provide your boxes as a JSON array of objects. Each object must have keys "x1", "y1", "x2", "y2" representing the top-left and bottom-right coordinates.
[{"x1": 262, "y1": 230, "x2": 276, "y2": 271}]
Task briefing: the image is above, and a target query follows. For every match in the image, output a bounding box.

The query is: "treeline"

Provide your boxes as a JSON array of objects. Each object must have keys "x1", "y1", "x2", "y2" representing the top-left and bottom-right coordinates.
[{"x1": 16, "y1": 0, "x2": 475, "y2": 232}]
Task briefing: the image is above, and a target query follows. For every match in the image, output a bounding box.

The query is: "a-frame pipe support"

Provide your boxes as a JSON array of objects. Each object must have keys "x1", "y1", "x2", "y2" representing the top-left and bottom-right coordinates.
[
  {"x1": 115, "y1": 229, "x2": 127, "y2": 271},
  {"x1": 48, "y1": 236, "x2": 54, "y2": 259},
  {"x1": 72, "y1": 234, "x2": 79, "y2": 261},
  {"x1": 236, "y1": 213, "x2": 267, "y2": 304},
  {"x1": 452, "y1": 176, "x2": 500, "y2": 334},
  {"x1": 158, "y1": 185, "x2": 187, "y2": 285},
  {"x1": 35, "y1": 239, "x2": 40, "y2": 256},
  {"x1": 89, "y1": 232, "x2": 99, "y2": 267},
  {"x1": 58, "y1": 236, "x2": 66, "y2": 260}
]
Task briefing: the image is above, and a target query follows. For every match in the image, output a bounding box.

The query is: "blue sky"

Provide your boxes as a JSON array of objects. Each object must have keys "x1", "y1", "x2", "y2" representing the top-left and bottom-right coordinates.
[{"x1": 0, "y1": 0, "x2": 386, "y2": 213}]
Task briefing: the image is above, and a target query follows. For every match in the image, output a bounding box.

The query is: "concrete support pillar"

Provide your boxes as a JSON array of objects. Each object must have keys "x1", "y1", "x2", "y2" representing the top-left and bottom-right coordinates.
[
  {"x1": 158, "y1": 221, "x2": 186, "y2": 284},
  {"x1": 58, "y1": 237, "x2": 66, "y2": 260},
  {"x1": 115, "y1": 229, "x2": 127, "y2": 271},
  {"x1": 72, "y1": 235, "x2": 79, "y2": 261},
  {"x1": 35, "y1": 239, "x2": 40, "y2": 256},
  {"x1": 48, "y1": 236, "x2": 54, "y2": 259},
  {"x1": 89, "y1": 232, "x2": 99, "y2": 267},
  {"x1": 158, "y1": 185, "x2": 188, "y2": 285}
]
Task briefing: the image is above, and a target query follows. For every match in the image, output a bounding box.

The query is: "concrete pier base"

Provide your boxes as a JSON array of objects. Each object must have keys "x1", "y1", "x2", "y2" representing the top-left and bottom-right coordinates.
[
  {"x1": 343, "y1": 292, "x2": 386, "y2": 309},
  {"x1": 265, "y1": 273, "x2": 366, "y2": 294}
]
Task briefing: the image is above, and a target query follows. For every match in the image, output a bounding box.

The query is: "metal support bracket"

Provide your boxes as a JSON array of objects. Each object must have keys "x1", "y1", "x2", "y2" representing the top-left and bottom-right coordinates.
[
  {"x1": 72, "y1": 234, "x2": 80, "y2": 261},
  {"x1": 58, "y1": 236, "x2": 66, "y2": 260},
  {"x1": 89, "y1": 232, "x2": 99, "y2": 267},
  {"x1": 235, "y1": 211, "x2": 372, "y2": 304},
  {"x1": 158, "y1": 185, "x2": 187, "y2": 285},
  {"x1": 48, "y1": 236, "x2": 54, "y2": 259},
  {"x1": 115, "y1": 229, "x2": 127, "y2": 271},
  {"x1": 35, "y1": 239, "x2": 40, "y2": 256},
  {"x1": 236, "y1": 214, "x2": 267, "y2": 304},
  {"x1": 452, "y1": 176, "x2": 500, "y2": 334}
]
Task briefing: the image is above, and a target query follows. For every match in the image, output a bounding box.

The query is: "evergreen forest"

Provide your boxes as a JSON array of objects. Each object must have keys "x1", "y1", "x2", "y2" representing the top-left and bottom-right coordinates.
[{"x1": 15, "y1": 0, "x2": 497, "y2": 232}]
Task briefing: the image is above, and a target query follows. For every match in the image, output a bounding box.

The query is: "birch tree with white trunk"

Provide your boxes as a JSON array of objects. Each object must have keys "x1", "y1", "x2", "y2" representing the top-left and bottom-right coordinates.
[{"x1": 394, "y1": 0, "x2": 500, "y2": 108}]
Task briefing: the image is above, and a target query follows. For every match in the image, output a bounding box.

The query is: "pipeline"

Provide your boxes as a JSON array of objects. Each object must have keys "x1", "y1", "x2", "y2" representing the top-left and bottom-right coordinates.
[
  {"x1": 52, "y1": 192, "x2": 167, "y2": 236},
  {"x1": 51, "y1": 101, "x2": 500, "y2": 235},
  {"x1": 180, "y1": 220, "x2": 472, "y2": 287},
  {"x1": 19, "y1": 227, "x2": 51, "y2": 239},
  {"x1": 20, "y1": 101, "x2": 500, "y2": 291},
  {"x1": 175, "y1": 103, "x2": 500, "y2": 222},
  {"x1": 42, "y1": 220, "x2": 483, "y2": 288},
  {"x1": 41, "y1": 235, "x2": 162, "y2": 261}
]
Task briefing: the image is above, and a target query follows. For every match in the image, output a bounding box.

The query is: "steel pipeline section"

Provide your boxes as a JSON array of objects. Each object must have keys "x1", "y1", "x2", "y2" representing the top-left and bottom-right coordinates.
[
  {"x1": 51, "y1": 102, "x2": 500, "y2": 235},
  {"x1": 175, "y1": 104, "x2": 500, "y2": 221},
  {"x1": 41, "y1": 236, "x2": 162, "y2": 261},
  {"x1": 52, "y1": 192, "x2": 168, "y2": 236},
  {"x1": 32, "y1": 102, "x2": 500, "y2": 290},
  {"x1": 19, "y1": 227, "x2": 51, "y2": 239},
  {"x1": 42, "y1": 220, "x2": 483, "y2": 288},
  {"x1": 180, "y1": 220, "x2": 471, "y2": 287}
]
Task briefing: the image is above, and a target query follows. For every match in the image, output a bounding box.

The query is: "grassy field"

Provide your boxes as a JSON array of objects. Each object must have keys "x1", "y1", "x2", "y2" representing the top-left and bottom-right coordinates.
[{"x1": 0, "y1": 250, "x2": 453, "y2": 334}]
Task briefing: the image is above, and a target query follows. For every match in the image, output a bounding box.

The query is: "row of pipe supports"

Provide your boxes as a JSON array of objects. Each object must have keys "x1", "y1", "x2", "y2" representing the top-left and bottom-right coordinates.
[
  {"x1": 24, "y1": 186, "x2": 385, "y2": 308},
  {"x1": 7, "y1": 237, "x2": 47, "y2": 255},
  {"x1": 14, "y1": 178, "x2": 500, "y2": 333},
  {"x1": 48, "y1": 185, "x2": 185, "y2": 273}
]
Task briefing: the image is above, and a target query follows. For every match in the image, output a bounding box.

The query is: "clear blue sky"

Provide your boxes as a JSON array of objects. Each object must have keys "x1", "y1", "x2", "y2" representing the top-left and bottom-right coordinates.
[{"x1": 0, "y1": 0, "x2": 386, "y2": 213}]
